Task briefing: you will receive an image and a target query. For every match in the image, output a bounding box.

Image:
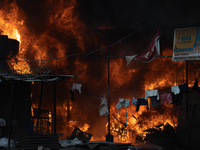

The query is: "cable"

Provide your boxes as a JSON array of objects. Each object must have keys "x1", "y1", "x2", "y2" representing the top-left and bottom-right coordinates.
[
  {"x1": 65, "y1": 81, "x2": 146, "y2": 91},
  {"x1": 1, "y1": 54, "x2": 172, "y2": 64},
  {"x1": 74, "y1": 92, "x2": 131, "y2": 100},
  {"x1": 1, "y1": 0, "x2": 179, "y2": 63},
  {"x1": 1, "y1": 53, "x2": 85, "y2": 63},
  {"x1": 86, "y1": 0, "x2": 179, "y2": 56}
]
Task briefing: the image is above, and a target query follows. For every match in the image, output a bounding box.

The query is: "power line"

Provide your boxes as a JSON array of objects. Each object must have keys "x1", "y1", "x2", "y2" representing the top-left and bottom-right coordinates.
[
  {"x1": 86, "y1": 0, "x2": 179, "y2": 55},
  {"x1": 65, "y1": 81, "x2": 146, "y2": 91},
  {"x1": 1, "y1": 0, "x2": 179, "y2": 63}
]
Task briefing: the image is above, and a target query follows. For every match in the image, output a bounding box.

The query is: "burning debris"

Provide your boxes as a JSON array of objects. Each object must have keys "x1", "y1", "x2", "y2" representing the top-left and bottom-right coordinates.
[
  {"x1": 1, "y1": 1, "x2": 200, "y2": 150},
  {"x1": 59, "y1": 127, "x2": 92, "y2": 147},
  {"x1": 31, "y1": 107, "x2": 53, "y2": 135},
  {"x1": 68, "y1": 127, "x2": 93, "y2": 143}
]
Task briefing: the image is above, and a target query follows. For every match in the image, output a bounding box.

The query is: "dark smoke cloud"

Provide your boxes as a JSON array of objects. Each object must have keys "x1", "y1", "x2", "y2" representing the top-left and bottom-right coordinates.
[{"x1": 1, "y1": 0, "x2": 200, "y2": 139}]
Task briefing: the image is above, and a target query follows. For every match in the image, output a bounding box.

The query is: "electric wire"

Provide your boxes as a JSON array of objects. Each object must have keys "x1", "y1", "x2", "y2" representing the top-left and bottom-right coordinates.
[
  {"x1": 86, "y1": 0, "x2": 179, "y2": 56},
  {"x1": 0, "y1": 0, "x2": 179, "y2": 63}
]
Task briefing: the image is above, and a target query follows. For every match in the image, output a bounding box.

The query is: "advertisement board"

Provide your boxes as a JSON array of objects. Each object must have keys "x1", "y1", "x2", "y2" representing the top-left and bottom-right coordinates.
[{"x1": 173, "y1": 27, "x2": 200, "y2": 61}]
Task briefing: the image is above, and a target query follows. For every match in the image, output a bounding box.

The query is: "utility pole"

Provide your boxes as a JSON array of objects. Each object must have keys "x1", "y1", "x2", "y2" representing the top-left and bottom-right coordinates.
[{"x1": 106, "y1": 33, "x2": 113, "y2": 142}]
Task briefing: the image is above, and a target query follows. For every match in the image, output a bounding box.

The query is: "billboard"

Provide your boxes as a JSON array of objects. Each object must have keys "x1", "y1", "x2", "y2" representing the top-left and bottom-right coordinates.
[{"x1": 173, "y1": 27, "x2": 200, "y2": 61}]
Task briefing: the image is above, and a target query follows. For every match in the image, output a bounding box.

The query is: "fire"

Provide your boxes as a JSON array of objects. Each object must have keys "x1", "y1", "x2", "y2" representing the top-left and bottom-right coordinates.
[
  {"x1": 57, "y1": 99, "x2": 91, "y2": 139},
  {"x1": 31, "y1": 104, "x2": 53, "y2": 134},
  {"x1": 49, "y1": 111, "x2": 52, "y2": 123},
  {"x1": 49, "y1": 0, "x2": 88, "y2": 51},
  {"x1": 0, "y1": 1, "x2": 31, "y2": 74},
  {"x1": 145, "y1": 78, "x2": 173, "y2": 90},
  {"x1": 79, "y1": 124, "x2": 90, "y2": 132},
  {"x1": 0, "y1": 0, "x2": 88, "y2": 74},
  {"x1": 110, "y1": 58, "x2": 134, "y2": 87},
  {"x1": 1, "y1": 0, "x2": 182, "y2": 144},
  {"x1": 9, "y1": 57, "x2": 32, "y2": 74},
  {"x1": 109, "y1": 100, "x2": 178, "y2": 144}
]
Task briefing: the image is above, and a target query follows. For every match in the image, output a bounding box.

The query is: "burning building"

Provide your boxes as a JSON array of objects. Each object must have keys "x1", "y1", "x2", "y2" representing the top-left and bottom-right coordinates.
[{"x1": 1, "y1": 0, "x2": 200, "y2": 149}]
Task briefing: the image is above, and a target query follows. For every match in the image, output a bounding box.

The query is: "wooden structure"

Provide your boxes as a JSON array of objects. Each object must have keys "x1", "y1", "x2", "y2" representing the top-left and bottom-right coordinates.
[
  {"x1": 0, "y1": 73, "x2": 74, "y2": 150},
  {"x1": 31, "y1": 108, "x2": 52, "y2": 135}
]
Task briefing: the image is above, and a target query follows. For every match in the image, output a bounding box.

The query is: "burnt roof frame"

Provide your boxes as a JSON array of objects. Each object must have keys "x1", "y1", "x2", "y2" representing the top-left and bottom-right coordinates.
[{"x1": 0, "y1": 73, "x2": 74, "y2": 150}]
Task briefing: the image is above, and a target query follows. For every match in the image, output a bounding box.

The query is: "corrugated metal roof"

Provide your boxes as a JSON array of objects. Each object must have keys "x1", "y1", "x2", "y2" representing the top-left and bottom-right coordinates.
[{"x1": 0, "y1": 74, "x2": 74, "y2": 82}]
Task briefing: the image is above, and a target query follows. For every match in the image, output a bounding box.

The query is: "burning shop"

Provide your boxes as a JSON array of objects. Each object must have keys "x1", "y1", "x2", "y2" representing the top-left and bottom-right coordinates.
[{"x1": 1, "y1": 0, "x2": 200, "y2": 150}]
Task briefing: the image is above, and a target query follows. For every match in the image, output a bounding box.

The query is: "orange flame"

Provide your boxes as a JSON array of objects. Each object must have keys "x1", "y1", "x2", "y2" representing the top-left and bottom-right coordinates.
[
  {"x1": 0, "y1": 1, "x2": 32, "y2": 74},
  {"x1": 0, "y1": 1, "x2": 182, "y2": 144}
]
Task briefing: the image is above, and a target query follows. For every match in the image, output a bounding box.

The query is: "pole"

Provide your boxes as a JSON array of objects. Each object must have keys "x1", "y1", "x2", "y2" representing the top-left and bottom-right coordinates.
[
  {"x1": 108, "y1": 38, "x2": 110, "y2": 135},
  {"x1": 106, "y1": 34, "x2": 113, "y2": 142},
  {"x1": 186, "y1": 61, "x2": 191, "y2": 147},
  {"x1": 8, "y1": 82, "x2": 14, "y2": 150},
  {"x1": 53, "y1": 81, "x2": 57, "y2": 135},
  {"x1": 36, "y1": 82, "x2": 43, "y2": 134},
  {"x1": 159, "y1": 29, "x2": 162, "y2": 56},
  {"x1": 186, "y1": 61, "x2": 189, "y2": 130},
  {"x1": 67, "y1": 99, "x2": 70, "y2": 137}
]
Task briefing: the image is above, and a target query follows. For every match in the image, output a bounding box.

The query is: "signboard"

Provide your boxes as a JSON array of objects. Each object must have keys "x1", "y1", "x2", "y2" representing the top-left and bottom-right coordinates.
[{"x1": 173, "y1": 27, "x2": 200, "y2": 61}]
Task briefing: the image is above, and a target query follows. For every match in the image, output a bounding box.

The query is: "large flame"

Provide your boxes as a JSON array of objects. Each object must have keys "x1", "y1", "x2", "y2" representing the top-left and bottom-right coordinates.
[
  {"x1": 1, "y1": 0, "x2": 190, "y2": 145},
  {"x1": 0, "y1": 1, "x2": 32, "y2": 74},
  {"x1": 0, "y1": 0, "x2": 90, "y2": 74}
]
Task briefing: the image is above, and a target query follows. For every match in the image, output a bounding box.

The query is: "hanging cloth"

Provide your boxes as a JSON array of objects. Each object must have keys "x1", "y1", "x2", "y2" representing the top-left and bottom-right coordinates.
[
  {"x1": 160, "y1": 93, "x2": 172, "y2": 105},
  {"x1": 71, "y1": 83, "x2": 82, "y2": 94},
  {"x1": 178, "y1": 83, "x2": 188, "y2": 92},
  {"x1": 136, "y1": 98, "x2": 149, "y2": 111},
  {"x1": 150, "y1": 96, "x2": 160, "y2": 108},
  {"x1": 126, "y1": 55, "x2": 137, "y2": 66},
  {"x1": 99, "y1": 97, "x2": 109, "y2": 118},
  {"x1": 145, "y1": 89, "x2": 159, "y2": 100},
  {"x1": 125, "y1": 112, "x2": 128, "y2": 126},
  {"x1": 171, "y1": 85, "x2": 180, "y2": 95},
  {"x1": 171, "y1": 92, "x2": 183, "y2": 106},
  {"x1": 132, "y1": 97, "x2": 138, "y2": 106},
  {"x1": 116, "y1": 98, "x2": 130, "y2": 114}
]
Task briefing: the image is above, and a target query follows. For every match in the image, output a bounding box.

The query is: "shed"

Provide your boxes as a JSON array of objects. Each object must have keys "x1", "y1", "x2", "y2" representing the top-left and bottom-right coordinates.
[{"x1": 0, "y1": 73, "x2": 74, "y2": 150}]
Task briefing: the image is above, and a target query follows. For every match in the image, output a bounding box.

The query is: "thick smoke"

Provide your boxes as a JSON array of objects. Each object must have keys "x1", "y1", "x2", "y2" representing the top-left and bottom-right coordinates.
[{"x1": 1, "y1": 0, "x2": 200, "y2": 140}]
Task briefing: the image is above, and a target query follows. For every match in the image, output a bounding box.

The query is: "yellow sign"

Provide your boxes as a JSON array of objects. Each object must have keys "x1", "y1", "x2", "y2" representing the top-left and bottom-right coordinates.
[{"x1": 173, "y1": 27, "x2": 200, "y2": 61}]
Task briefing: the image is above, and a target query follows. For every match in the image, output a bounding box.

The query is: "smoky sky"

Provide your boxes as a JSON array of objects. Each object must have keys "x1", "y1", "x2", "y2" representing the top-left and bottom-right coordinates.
[
  {"x1": 1, "y1": 0, "x2": 200, "y2": 101},
  {"x1": 1, "y1": 0, "x2": 200, "y2": 138},
  {"x1": 2, "y1": 0, "x2": 200, "y2": 106},
  {"x1": 2, "y1": 0, "x2": 199, "y2": 31},
  {"x1": 10, "y1": 0, "x2": 200, "y2": 57}
]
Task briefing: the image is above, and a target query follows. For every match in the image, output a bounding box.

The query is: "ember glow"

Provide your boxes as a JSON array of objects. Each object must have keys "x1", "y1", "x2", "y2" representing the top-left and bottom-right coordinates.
[{"x1": 109, "y1": 99, "x2": 178, "y2": 144}]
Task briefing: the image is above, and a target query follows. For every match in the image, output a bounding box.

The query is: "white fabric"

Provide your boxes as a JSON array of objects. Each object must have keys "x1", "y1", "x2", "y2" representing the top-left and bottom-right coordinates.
[
  {"x1": 125, "y1": 112, "x2": 128, "y2": 125},
  {"x1": 0, "y1": 118, "x2": 6, "y2": 127},
  {"x1": 0, "y1": 137, "x2": 16, "y2": 150},
  {"x1": 71, "y1": 83, "x2": 82, "y2": 94},
  {"x1": 154, "y1": 36, "x2": 160, "y2": 55},
  {"x1": 123, "y1": 99, "x2": 130, "y2": 108},
  {"x1": 145, "y1": 89, "x2": 159, "y2": 100},
  {"x1": 132, "y1": 97, "x2": 138, "y2": 106},
  {"x1": 116, "y1": 98, "x2": 123, "y2": 114},
  {"x1": 171, "y1": 86, "x2": 180, "y2": 95},
  {"x1": 99, "y1": 97, "x2": 109, "y2": 118},
  {"x1": 116, "y1": 102, "x2": 122, "y2": 110},
  {"x1": 59, "y1": 138, "x2": 83, "y2": 147},
  {"x1": 117, "y1": 98, "x2": 130, "y2": 108},
  {"x1": 116, "y1": 98, "x2": 130, "y2": 115},
  {"x1": 126, "y1": 55, "x2": 137, "y2": 66}
]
